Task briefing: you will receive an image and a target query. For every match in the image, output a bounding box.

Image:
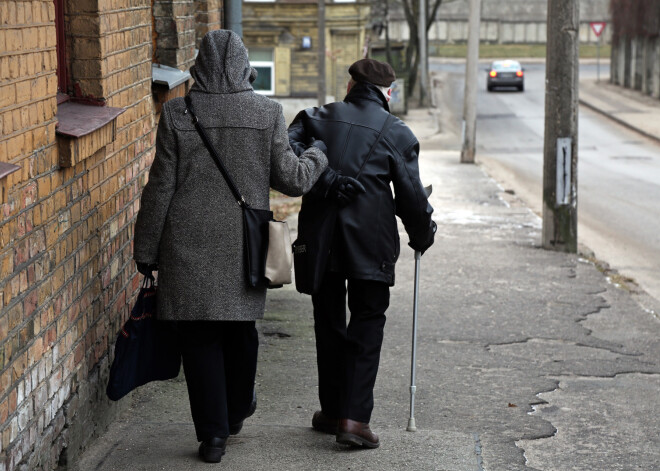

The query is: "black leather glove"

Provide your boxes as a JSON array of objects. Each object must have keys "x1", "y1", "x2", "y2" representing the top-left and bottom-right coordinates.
[
  {"x1": 330, "y1": 175, "x2": 366, "y2": 208},
  {"x1": 136, "y1": 262, "x2": 158, "y2": 276},
  {"x1": 408, "y1": 220, "x2": 437, "y2": 255}
]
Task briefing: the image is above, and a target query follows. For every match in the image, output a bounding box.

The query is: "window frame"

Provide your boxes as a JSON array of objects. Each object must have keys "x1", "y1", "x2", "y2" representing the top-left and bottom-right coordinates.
[
  {"x1": 249, "y1": 50, "x2": 275, "y2": 96},
  {"x1": 54, "y1": 0, "x2": 69, "y2": 94}
]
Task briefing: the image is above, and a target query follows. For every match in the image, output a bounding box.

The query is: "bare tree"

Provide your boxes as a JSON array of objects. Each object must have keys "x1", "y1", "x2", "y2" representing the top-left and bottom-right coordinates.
[
  {"x1": 400, "y1": 0, "x2": 444, "y2": 97},
  {"x1": 367, "y1": 0, "x2": 393, "y2": 64}
]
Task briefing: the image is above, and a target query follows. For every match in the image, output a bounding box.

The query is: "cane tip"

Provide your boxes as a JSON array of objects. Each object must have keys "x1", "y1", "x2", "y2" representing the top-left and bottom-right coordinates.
[{"x1": 406, "y1": 418, "x2": 417, "y2": 432}]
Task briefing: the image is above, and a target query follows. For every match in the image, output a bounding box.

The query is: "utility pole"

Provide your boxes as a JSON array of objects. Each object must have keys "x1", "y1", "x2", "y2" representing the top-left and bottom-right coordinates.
[
  {"x1": 460, "y1": 0, "x2": 481, "y2": 163},
  {"x1": 542, "y1": 0, "x2": 579, "y2": 252},
  {"x1": 318, "y1": 0, "x2": 326, "y2": 107},
  {"x1": 418, "y1": 0, "x2": 428, "y2": 105}
]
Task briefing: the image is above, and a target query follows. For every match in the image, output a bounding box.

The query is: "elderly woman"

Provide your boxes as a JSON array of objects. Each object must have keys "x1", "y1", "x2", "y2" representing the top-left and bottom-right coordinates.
[{"x1": 133, "y1": 30, "x2": 327, "y2": 463}]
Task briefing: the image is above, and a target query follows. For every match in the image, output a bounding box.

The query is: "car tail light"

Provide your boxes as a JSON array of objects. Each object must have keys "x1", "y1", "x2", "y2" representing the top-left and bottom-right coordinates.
[
  {"x1": 489, "y1": 70, "x2": 497, "y2": 78},
  {"x1": 516, "y1": 70, "x2": 523, "y2": 77}
]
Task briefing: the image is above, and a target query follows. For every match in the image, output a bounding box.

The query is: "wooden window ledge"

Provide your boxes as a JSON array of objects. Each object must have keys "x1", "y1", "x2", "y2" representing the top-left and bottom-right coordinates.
[{"x1": 56, "y1": 101, "x2": 125, "y2": 168}]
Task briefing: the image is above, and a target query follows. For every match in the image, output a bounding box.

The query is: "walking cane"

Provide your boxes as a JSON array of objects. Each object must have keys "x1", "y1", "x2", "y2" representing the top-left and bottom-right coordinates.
[{"x1": 407, "y1": 185, "x2": 432, "y2": 432}]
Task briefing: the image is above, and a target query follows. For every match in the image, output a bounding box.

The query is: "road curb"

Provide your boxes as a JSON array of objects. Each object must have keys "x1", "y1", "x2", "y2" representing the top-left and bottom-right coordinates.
[{"x1": 579, "y1": 98, "x2": 660, "y2": 144}]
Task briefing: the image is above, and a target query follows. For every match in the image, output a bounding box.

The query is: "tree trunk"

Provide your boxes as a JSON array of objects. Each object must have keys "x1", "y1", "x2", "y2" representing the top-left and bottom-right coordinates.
[
  {"x1": 401, "y1": 0, "x2": 443, "y2": 100},
  {"x1": 402, "y1": 0, "x2": 418, "y2": 97},
  {"x1": 385, "y1": 0, "x2": 393, "y2": 64}
]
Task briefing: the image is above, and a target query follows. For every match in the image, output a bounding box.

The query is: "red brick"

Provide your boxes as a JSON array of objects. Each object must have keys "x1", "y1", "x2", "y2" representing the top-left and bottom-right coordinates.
[
  {"x1": 8, "y1": 388, "x2": 17, "y2": 415},
  {"x1": 21, "y1": 182, "x2": 37, "y2": 209},
  {"x1": 23, "y1": 290, "x2": 38, "y2": 318},
  {"x1": 14, "y1": 240, "x2": 29, "y2": 267},
  {"x1": 1, "y1": 251, "x2": 14, "y2": 277},
  {"x1": 0, "y1": 315, "x2": 7, "y2": 340},
  {"x1": 46, "y1": 326, "x2": 56, "y2": 347},
  {"x1": 28, "y1": 230, "x2": 46, "y2": 258},
  {"x1": 11, "y1": 352, "x2": 27, "y2": 382},
  {"x1": 0, "y1": 399, "x2": 7, "y2": 423},
  {"x1": 19, "y1": 269, "x2": 27, "y2": 292}
]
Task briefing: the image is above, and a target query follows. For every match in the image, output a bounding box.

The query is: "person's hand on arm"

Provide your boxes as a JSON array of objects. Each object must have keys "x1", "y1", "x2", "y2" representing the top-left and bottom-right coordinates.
[
  {"x1": 308, "y1": 167, "x2": 366, "y2": 207},
  {"x1": 271, "y1": 105, "x2": 328, "y2": 196}
]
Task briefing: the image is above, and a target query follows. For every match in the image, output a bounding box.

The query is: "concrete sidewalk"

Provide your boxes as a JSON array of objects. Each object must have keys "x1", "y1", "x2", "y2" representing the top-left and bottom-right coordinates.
[
  {"x1": 580, "y1": 78, "x2": 660, "y2": 143},
  {"x1": 74, "y1": 91, "x2": 660, "y2": 470}
]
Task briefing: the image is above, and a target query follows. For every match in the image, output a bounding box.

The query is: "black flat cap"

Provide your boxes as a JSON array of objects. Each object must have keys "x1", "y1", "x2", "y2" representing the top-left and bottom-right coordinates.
[{"x1": 348, "y1": 59, "x2": 396, "y2": 87}]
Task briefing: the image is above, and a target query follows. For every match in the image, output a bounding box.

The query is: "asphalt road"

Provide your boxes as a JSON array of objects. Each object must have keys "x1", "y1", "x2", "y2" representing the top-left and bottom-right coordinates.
[{"x1": 430, "y1": 58, "x2": 660, "y2": 303}]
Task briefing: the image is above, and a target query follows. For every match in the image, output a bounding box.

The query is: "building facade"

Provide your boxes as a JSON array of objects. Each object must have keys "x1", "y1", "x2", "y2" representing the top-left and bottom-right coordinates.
[
  {"x1": 242, "y1": 0, "x2": 370, "y2": 102},
  {"x1": 0, "y1": 1, "x2": 220, "y2": 469},
  {"x1": 378, "y1": 0, "x2": 613, "y2": 46}
]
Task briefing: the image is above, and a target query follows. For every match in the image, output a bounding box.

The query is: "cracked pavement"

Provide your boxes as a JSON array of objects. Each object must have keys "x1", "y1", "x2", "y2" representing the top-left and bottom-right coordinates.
[{"x1": 75, "y1": 110, "x2": 660, "y2": 470}]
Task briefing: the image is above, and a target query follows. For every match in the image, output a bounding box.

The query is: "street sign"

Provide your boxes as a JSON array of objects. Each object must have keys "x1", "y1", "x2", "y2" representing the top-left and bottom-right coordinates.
[
  {"x1": 590, "y1": 22, "x2": 606, "y2": 37},
  {"x1": 590, "y1": 22, "x2": 607, "y2": 82}
]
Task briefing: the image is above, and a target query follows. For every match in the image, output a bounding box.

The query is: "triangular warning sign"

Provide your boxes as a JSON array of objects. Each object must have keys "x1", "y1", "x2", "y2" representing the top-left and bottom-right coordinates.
[{"x1": 590, "y1": 22, "x2": 606, "y2": 37}]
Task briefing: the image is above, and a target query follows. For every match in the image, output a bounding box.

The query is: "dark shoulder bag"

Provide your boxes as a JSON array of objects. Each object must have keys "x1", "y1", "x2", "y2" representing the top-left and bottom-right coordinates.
[
  {"x1": 293, "y1": 114, "x2": 395, "y2": 295},
  {"x1": 185, "y1": 95, "x2": 287, "y2": 288}
]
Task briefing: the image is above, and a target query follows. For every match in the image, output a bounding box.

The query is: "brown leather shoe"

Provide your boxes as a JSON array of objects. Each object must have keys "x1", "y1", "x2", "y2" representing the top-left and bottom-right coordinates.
[
  {"x1": 336, "y1": 419, "x2": 380, "y2": 448},
  {"x1": 312, "y1": 410, "x2": 338, "y2": 434}
]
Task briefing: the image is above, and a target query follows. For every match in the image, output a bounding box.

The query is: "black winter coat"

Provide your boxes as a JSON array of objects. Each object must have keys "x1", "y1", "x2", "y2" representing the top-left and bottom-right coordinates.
[{"x1": 288, "y1": 82, "x2": 435, "y2": 285}]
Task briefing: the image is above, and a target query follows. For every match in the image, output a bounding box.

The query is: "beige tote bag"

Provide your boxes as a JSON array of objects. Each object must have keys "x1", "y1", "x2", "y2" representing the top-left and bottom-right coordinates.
[{"x1": 265, "y1": 220, "x2": 293, "y2": 287}]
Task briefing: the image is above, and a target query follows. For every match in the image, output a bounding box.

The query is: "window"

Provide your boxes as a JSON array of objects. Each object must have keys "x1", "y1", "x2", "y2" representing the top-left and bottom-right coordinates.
[
  {"x1": 54, "y1": 0, "x2": 68, "y2": 95},
  {"x1": 249, "y1": 49, "x2": 275, "y2": 95},
  {"x1": 52, "y1": 0, "x2": 126, "y2": 167}
]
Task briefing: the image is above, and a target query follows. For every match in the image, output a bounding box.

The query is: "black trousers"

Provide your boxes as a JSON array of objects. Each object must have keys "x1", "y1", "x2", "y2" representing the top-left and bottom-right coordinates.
[
  {"x1": 179, "y1": 320, "x2": 258, "y2": 441},
  {"x1": 311, "y1": 272, "x2": 390, "y2": 423}
]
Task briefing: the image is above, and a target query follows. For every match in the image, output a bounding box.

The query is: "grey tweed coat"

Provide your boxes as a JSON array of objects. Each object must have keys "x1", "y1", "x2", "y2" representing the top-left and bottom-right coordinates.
[{"x1": 133, "y1": 30, "x2": 327, "y2": 321}]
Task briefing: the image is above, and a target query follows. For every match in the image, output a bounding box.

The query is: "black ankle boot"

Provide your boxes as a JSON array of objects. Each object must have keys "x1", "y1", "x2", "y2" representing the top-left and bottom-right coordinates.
[{"x1": 198, "y1": 437, "x2": 227, "y2": 463}]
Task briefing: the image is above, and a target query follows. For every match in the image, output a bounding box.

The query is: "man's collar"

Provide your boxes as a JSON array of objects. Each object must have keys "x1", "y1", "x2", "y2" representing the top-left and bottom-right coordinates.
[{"x1": 344, "y1": 82, "x2": 390, "y2": 112}]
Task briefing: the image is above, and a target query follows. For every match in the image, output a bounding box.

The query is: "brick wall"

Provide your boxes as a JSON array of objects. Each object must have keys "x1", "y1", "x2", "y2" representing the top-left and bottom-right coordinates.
[
  {"x1": 0, "y1": 0, "x2": 157, "y2": 469},
  {"x1": 153, "y1": 0, "x2": 197, "y2": 70},
  {"x1": 194, "y1": 0, "x2": 223, "y2": 48}
]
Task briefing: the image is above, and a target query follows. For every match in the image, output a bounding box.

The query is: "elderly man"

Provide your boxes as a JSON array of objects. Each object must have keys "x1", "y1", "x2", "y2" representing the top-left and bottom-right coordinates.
[{"x1": 289, "y1": 59, "x2": 436, "y2": 448}]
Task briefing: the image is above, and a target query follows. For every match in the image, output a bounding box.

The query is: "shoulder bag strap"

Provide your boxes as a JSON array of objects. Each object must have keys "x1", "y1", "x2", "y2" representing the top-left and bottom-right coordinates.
[
  {"x1": 184, "y1": 95, "x2": 249, "y2": 208},
  {"x1": 355, "y1": 113, "x2": 395, "y2": 180}
]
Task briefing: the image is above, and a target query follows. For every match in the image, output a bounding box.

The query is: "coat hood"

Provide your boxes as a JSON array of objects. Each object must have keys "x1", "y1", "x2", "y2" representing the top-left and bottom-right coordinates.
[{"x1": 190, "y1": 30, "x2": 258, "y2": 94}]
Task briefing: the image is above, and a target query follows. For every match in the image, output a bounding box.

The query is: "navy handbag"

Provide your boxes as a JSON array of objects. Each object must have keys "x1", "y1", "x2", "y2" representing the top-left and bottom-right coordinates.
[{"x1": 106, "y1": 275, "x2": 181, "y2": 401}]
